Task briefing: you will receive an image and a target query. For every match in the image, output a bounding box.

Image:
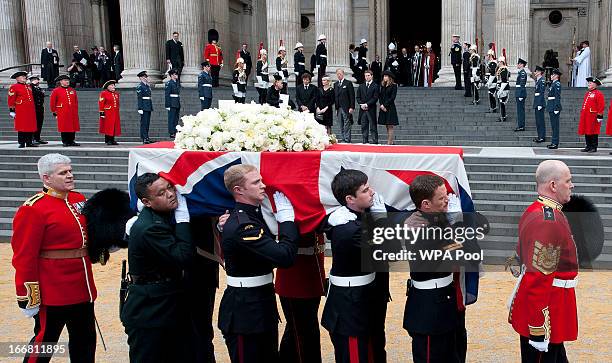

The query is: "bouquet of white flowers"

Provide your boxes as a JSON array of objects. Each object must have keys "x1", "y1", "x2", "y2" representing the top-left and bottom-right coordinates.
[{"x1": 174, "y1": 103, "x2": 336, "y2": 152}]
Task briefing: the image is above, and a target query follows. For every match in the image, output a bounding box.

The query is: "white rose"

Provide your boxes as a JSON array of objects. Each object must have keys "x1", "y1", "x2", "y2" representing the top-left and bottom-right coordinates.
[{"x1": 292, "y1": 143, "x2": 304, "y2": 152}]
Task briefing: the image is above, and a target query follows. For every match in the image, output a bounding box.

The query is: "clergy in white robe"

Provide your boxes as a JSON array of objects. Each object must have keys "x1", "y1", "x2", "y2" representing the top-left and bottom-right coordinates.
[{"x1": 573, "y1": 43, "x2": 591, "y2": 87}]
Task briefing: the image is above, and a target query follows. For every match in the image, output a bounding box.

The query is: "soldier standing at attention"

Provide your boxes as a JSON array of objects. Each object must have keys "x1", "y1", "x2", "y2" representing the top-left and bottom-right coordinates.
[
  {"x1": 198, "y1": 61, "x2": 214, "y2": 110},
  {"x1": 204, "y1": 31, "x2": 224, "y2": 87},
  {"x1": 136, "y1": 71, "x2": 153, "y2": 144},
  {"x1": 218, "y1": 164, "x2": 299, "y2": 362},
  {"x1": 532, "y1": 66, "x2": 547, "y2": 143},
  {"x1": 546, "y1": 69, "x2": 562, "y2": 149},
  {"x1": 98, "y1": 80, "x2": 121, "y2": 145},
  {"x1": 165, "y1": 69, "x2": 181, "y2": 139},
  {"x1": 50, "y1": 75, "x2": 81, "y2": 147},
  {"x1": 450, "y1": 35, "x2": 463, "y2": 90},
  {"x1": 485, "y1": 50, "x2": 498, "y2": 113},
  {"x1": 29, "y1": 75, "x2": 48, "y2": 145},
  {"x1": 294, "y1": 42, "x2": 306, "y2": 87},
  {"x1": 577, "y1": 77, "x2": 605, "y2": 153},
  {"x1": 469, "y1": 45, "x2": 481, "y2": 105},
  {"x1": 7, "y1": 71, "x2": 38, "y2": 148},
  {"x1": 315, "y1": 34, "x2": 328, "y2": 88},
  {"x1": 496, "y1": 56, "x2": 510, "y2": 123},
  {"x1": 462, "y1": 43, "x2": 472, "y2": 97},
  {"x1": 514, "y1": 58, "x2": 528, "y2": 132}
]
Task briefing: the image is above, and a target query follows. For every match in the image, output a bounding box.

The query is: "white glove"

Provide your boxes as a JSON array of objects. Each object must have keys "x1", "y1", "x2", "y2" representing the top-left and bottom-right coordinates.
[
  {"x1": 125, "y1": 215, "x2": 138, "y2": 236},
  {"x1": 273, "y1": 191, "x2": 295, "y2": 223},
  {"x1": 518, "y1": 98, "x2": 524, "y2": 101},
  {"x1": 21, "y1": 306, "x2": 39, "y2": 318},
  {"x1": 166, "y1": 107, "x2": 171, "y2": 111},
  {"x1": 174, "y1": 192, "x2": 190, "y2": 223},
  {"x1": 370, "y1": 192, "x2": 387, "y2": 213},
  {"x1": 328, "y1": 206, "x2": 357, "y2": 226},
  {"x1": 137, "y1": 110, "x2": 143, "y2": 115},
  {"x1": 528, "y1": 340, "x2": 549, "y2": 352},
  {"x1": 199, "y1": 97, "x2": 205, "y2": 101},
  {"x1": 217, "y1": 210, "x2": 230, "y2": 232},
  {"x1": 537, "y1": 106, "x2": 542, "y2": 111},
  {"x1": 9, "y1": 112, "x2": 16, "y2": 118},
  {"x1": 447, "y1": 193, "x2": 462, "y2": 213},
  {"x1": 597, "y1": 117, "x2": 603, "y2": 123},
  {"x1": 553, "y1": 110, "x2": 559, "y2": 115}
]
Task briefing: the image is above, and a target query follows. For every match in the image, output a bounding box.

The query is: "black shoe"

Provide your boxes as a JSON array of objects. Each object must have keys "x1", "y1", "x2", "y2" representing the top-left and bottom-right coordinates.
[
  {"x1": 581, "y1": 146, "x2": 591, "y2": 152},
  {"x1": 533, "y1": 138, "x2": 545, "y2": 143},
  {"x1": 587, "y1": 148, "x2": 597, "y2": 153},
  {"x1": 70, "y1": 142, "x2": 81, "y2": 147},
  {"x1": 35, "y1": 140, "x2": 48, "y2": 144},
  {"x1": 487, "y1": 109, "x2": 497, "y2": 113},
  {"x1": 18, "y1": 144, "x2": 25, "y2": 148},
  {"x1": 514, "y1": 127, "x2": 525, "y2": 132},
  {"x1": 62, "y1": 143, "x2": 70, "y2": 147},
  {"x1": 111, "y1": 141, "x2": 119, "y2": 145},
  {"x1": 547, "y1": 144, "x2": 558, "y2": 149},
  {"x1": 26, "y1": 143, "x2": 38, "y2": 147},
  {"x1": 143, "y1": 139, "x2": 153, "y2": 144}
]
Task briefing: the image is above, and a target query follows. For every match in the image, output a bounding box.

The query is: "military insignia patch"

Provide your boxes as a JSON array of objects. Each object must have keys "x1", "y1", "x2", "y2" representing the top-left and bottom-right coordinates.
[
  {"x1": 242, "y1": 227, "x2": 264, "y2": 241},
  {"x1": 23, "y1": 193, "x2": 44, "y2": 206},
  {"x1": 23, "y1": 281, "x2": 41, "y2": 308},
  {"x1": 72, "y1": 201, "x2": 85, "y2": 214},
  {"x1": 532, "y1": 241, "x2": 560, "y2": 274},
  {"x1": 542, "y1": 206, "x2": 555, "y2": 221},
  {"x1": 528, "y1": 307, "x2": 551, "y2": 340}
]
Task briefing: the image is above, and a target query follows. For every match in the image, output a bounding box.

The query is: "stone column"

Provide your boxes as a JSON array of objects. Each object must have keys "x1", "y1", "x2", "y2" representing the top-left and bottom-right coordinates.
[
  {"x1": 117, "y1": 0, "x2": 163, "y2": 87},
  {"x1": 164, "y1": 0, "x2": 204, "y2": 86},
  {"x1": 435, "y1": 0, "x2": 477, "y2": 86},
  {"x1": 495, "y1": 0, "x2": 529, "y2": 75},
  {"x1": 91, "y1": 0, "x2": 103, "y2": 47},
  {"x1": 266, "y1": 0, "x2": 300, "y2": 79},
  {"x1": 602, "y1": 1, "x2": 612, "y2": 86},
  {"x1": 0, "y1": 0, "x2": 26, "y2": 84},
  {"x1": 315, "y1": 0, "x2": 352, "y2": 80},
  {"x1": 368, "y1": 0, "x2": 388, "y2": 69},
  {"x1": 101, "y1": 0, "x2": 110, "y2": 47},
  {"x1": 207, "y1": 0, "x2": 231, "y2": 82},
  {"x1": 23, "y1": 0, "x2": 67, "y2": 77}
]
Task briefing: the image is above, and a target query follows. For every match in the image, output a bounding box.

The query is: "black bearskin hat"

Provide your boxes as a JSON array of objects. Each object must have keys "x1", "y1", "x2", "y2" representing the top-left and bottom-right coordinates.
[{"x1": 563, "y1": 195, "x2": 604, "y2": 268}]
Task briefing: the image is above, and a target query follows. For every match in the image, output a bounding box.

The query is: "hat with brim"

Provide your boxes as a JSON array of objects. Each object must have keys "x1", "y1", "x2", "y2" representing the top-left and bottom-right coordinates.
[
  {"x1": 318, "y1": 34, "x2": 326, "y2": 41},
  {"x1": 382, "y1": 70, "x2": 396, "y2": 79},
  {"x1": 11, "y1": 71, "x2": 28, "y2": 79},
  {"x1": 517, "y1": 58, "x2": 527, "y2": 65},
  {"x1": 586, "y1": 77, "x2": 601, "y2": 86},
  {"x1": 552, "y1": 68, "x2": 562, "y2": 76},
  {"x1": 360, "y1": 39, "x2": 367, "y2": 45},
  {"x1": 28, "y1": 75, "x2": 40, "y2": 80},
  {"x1": 534, "y1": 65, "x2": 545, "y2": 73},
  {"x1": 278, "y1": 46, "x2": 286, "y2": 52},
  {"x1": 102, "y1": 80, "x2": 117, "y2": 89},
  {"x1": 137, "y1": 71, "x2": 148, "y2": 78},
  {"x1": 294, "y1": 42, "x2": 304, "y2": 50},
  {"x1": 452, "y1": 34, "x2": 460, "y2": 38},
  {"x1": 54, "y1": 75, "x2": 70, "y2": 82}
]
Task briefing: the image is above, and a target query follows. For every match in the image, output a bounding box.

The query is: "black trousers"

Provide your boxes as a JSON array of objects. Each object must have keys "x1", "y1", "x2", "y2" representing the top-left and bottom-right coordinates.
[
  {"x1": 452, "y1": 64, "x2": 462, "y2": 89},
  {"x1": 224, "y1": 330, "x2": 279, "y2": 363},
  {"x1": 140, "y1": 111, "x2": 151, "y2": 141},
  {"x1": 189, "y1": 286, "x2": 217, "y2": 363},
  {"x1": 104, "y1": 135, "x2": 116, "y2": 144},
  {"x1": 585, "y1": 134, "x2": 599, "y2": 150},
  {"x1": 60, "y1": 132, "x2": 76, "y2": 145},
  {"x1": 126, "y1": 324, "x2": 190, "y2": 363},
  {"x1": 488, "y1": 89, "x2": 497, "y2": 110},
  {"x1": 463, "y1": 72, "x2": 471, "y2": 96},
  {"x1": 500, "y1": 100, "x2": 508, "y2": 119},
  {"x1": 318, "y1": 65, "x2": 327, "y2": 88},
  {"x1": 17, "y1": 132, "x2": 33, "y2": 146},
  {"x1": 24, "y1": 302, "x2": 96, "y2": 363},
  {"x1": 256, "y1": 88, "x2": 267, "y2": 104},
  {"x1": 279, "y1": 297, "x2": 322, "y2": 363},
  {"x1": 34, "y1": 109, "x2": 44, "y2": 141},
  {"x1": 409, "y1": 330, "x2": 459, "y2": 363},
  {"x1": 455, "y1": 310, "x2": 467, "y2": 363},
  {"x1": 472, "y1": 83, "x2": 480, "y2": 103},
  {"x1": 520, "y1": 336, "x2": 567, "y2": 363},
  {"x1": 360, "y1": 112, "x2": 378, "y2": 144},
  {"x1": 330, "y1": 333, "x2": 372, "y2": 363},
  {"x1": 211, "y1": 65, "x2": 221, "y2": 87}
]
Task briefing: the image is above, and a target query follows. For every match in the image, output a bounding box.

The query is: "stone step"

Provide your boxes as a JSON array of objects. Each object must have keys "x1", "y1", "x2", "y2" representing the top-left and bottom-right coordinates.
[
  {"x1": 470, "y1": 180, "x2": 612, "y2": 193},
  {"x1": 466, "y1": 164, "x2": 612, "y2": 175},
  {"x1": 468, "y1": 171, "x2": 612, "y2": 184}
]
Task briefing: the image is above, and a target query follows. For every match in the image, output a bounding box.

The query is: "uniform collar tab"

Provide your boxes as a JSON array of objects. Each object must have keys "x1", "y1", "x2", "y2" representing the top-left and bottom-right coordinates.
[
  {"x1": 43, "y1": 186, "x2": 68, "y2": 199},
  {"x1": 537, "y1": 195, "x2": 563, "y2": 211}
]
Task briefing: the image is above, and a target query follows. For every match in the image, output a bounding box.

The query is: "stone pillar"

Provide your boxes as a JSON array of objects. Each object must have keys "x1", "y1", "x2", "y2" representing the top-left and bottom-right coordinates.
[
  {"x1": 117, "y1": 0, "x2": 163, "y2": 87},
  {"x1": 0, "y1": 0, "x2": 26, "y2": 84},
  {"x1": 23, "y1": 0, "x2": 67, "y2": 77},
  {"x1": 101, "y1": 0, "x2": 110, "y2": 47},
  {"x1": 368, "y1": 0, "x2": 388, "y2": 69},
  {"x1": 91, "y1": 0, "x2": 103, "y2": 47},
  {"x1": 435, "y1": 0, "x2": 477, "y2": 86},
  {"x1": 164, "y1": 0, "x2": 204, "y2": 86},
  {"x1": 315, "y1": 0, "x2": 352, "y2": 80},
  {"x1": 208, "y1": 0, "x2": 231, "y2": 82},
  {"x1": 495, "y1": 0, "x2": 529, "y2": 75},
  {"x1": 266, "y1": 0, "x2": 300, "y2": 77},
  {"x1": 602, "y1": 1, "x2": 612, "y2": 86}
]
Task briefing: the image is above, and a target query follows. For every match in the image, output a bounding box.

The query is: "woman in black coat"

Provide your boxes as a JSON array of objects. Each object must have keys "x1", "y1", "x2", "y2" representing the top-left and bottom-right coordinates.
[
  {"x1": 378, "y1": 70, "x2": 399, "y2": 144},
  {"x1": 315, "y1": 75, "x2": 334, "y2": 134}
]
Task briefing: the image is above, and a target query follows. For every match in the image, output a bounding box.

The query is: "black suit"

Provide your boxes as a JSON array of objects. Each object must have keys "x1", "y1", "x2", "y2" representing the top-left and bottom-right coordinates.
[
  {"x1": 295, "y1": 84, "x2": 317, "y2": 113},
  {"x1": 335, "y1": 78, "x2": 355, "y2": 142},
  {"x1": 121, "y1": 207, "x2": 195, "y2": 362},
  {"x1": 113, "y1": 51, "x2": 124, "y2": 80},
  {"x1": 219, "y1": 202, "x2": 299, "y2": 363},
  {"x1": 240, "y1": 50, "x2": 252, "y2": 78},
  {"x1": 356, "y1": 81, "x2": 379, "y2": 143},
  {"x1": 165, "y1": 39, "x2": 185, "y2": 75},
  {"x1": 40, "y1": 48, "x2": 60, "y2": 87}
]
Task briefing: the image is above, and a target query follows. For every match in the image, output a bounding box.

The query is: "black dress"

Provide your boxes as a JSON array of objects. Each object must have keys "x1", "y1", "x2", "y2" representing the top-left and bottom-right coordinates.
[
  {"x1": 316, "y1": 86, "x2": 334, "y2": 126},
  {"x1": 378, "y1": 84, "x2": 398, "y2": 126}
]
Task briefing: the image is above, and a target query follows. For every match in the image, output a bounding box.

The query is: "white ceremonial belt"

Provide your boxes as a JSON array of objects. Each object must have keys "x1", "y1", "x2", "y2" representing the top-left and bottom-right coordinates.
[
  {"x1": 297, "y1": 244, "x2": 325, "y2": 256},
  {"x1": 298, "y1": 62, "x2": 305, "y2": 65},
  {"x1": 411, "y1": 274, "x2": 453, "y2": 290},
  {"x1": 552, "y1": 278, "x2": 577, "y2": 288},
  {"x1": 548, "y1": 97, "x2": 556, "y2": 100},
  {"x1": 329, "y1": 272, "x2": 375, "y2": 287},
  {"x1": 202, "y1": 84, "x2": 212, "y2": 87},
  {"x1": 141, "y1": 97, "x2": 151, "y2": 99},
  {"x1": 170, "y1": 94, "x2": 179, "y2": 97},
  {"x1": 534, "y1": 93, "x2": 540, "y2": 96},
  {"x1": 320, "y1": 55, "x2": 327, "y2": 58},
  {"x1": 226, "y1": 273, "x2": 273, "y2": 288},
  {"x1": 261, "y1": 72, "x2": 268, "y2": 75},
  {"x1": 515, "y1": 85, "x2": 523, "y2": 87}
]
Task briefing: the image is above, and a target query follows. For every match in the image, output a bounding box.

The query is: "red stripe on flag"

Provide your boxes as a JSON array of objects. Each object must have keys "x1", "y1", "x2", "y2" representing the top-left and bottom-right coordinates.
[
  {"x1": 349, "y1": 336, "x2": 360, "y2": 363},
  {"x1": 387, "y1": 170, "x2": 456, "y2": 194},
  {"x1": 260, "y1": 151, "x2": 326, "y2": 234},
  {"x1": 327, "y1": 143, "x2": 463, "y2": 157},
  {"x1": 159, "y1": 151, "x2": 227, "y2": 187},
  {"x1": 136, "y1": 141, "x2": 176, "y2": 148}
]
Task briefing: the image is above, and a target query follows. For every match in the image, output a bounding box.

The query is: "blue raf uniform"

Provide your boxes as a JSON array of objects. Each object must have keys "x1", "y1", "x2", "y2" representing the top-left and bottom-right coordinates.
[
  {"x1": 533, "y1": 66, "x2": 547, "y2": 142},
  {"x1": 136, "y1": 72, "x2": 153, "y2": 143},
  {"x1": 198, "y1": 68, "x2": 213, "y2": 110},
  {"x1": 546, "y1": 69, "x2": 562, "y2": 148},
  {"x1": 164, "y1": 71, "x2": 181, "y2": 137},
  {"x1": 515, "y1": 59, "x2": 528, "y2": 130}
]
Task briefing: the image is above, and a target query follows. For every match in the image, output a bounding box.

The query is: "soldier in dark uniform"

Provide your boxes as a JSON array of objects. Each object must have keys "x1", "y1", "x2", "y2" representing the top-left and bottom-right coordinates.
[
  {"x1": 532, "y1": 66, "x2": 547, "y2": 143},
  {"x1": 41, "y1": 42, "x2": 60, "y2": 89},
  {"x1": 496, "y1": 57, "x2": 510, "y2": 123},
  {"x1": 315, "y1": 34, "x2": 328, "y2": 88},
  {"x1": 450, "y1": 35, "x2": 463, "y2": 90},
  {"x1": 165, "y1": 32, "x2": 185, "y2": 79},
  {"x1": 218, "y1": 164, "x2": 299, "y2": 362},
  {"x1": 294, "y1": 42, "x2": 306, "y2": 87},
  {"x1": 514, "y1": 58, "x2": 528, "y2": 131},
  {"x1": 384, "y1": 49, "x2": 400, "y2": 80},
  {"x1": 275, "y1": 46, "x2": 290, "y2": 94},
  {"x1": 485, "y1": 50, "x2": 498, "y2": 113},
  {"x1": 256, "y1": 49, "x2": 270, "y2": 104},
  {"x1": 136, "y1": 71, "x2": 153, "y2": 144},
  {"x1": 165, "y1": 69, "x2": 181, "y2": 138},
  {"x1": 198, "y1": 61, "x2": 214, "y2": 110},
  {"x1": 468, "y1": 45, "x2": 481, "y2": 105},
  {"x1": 29, "y1": 75, "x2": 48, "y2": 144},
  {"x1": 121, "y1": 173, "x2": 195, "y2": 362},
  {"x1": 462, "y1": 43, "x2": 472, "y2": 97},
  {"x1": 546, "y1": 69, "x2": 562, "y2": 149}
]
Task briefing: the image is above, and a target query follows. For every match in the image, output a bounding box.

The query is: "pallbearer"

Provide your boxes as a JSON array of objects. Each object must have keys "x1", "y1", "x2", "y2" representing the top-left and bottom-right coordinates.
[
  {"x1": 7, "y1": 71, "x2": 37, "y2": 148},
  {"x1": 98, "y1": 80, "x2": 121, "y2": 145}
]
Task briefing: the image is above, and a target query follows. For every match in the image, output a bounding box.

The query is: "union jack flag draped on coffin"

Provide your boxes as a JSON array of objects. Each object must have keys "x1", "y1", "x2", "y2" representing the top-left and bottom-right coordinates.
[{"x1": 128, "y1": 142, "x2": 480, "y2": 305}]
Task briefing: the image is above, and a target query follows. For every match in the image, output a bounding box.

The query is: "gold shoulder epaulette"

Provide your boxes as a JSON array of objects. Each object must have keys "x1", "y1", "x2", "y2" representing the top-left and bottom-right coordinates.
[{"x1": 23, "y1": 193, "x2": 44, "y2": 207}]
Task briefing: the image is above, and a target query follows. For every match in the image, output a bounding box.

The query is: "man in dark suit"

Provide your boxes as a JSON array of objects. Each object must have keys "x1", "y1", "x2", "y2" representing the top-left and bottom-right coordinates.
[
  {"x1": 72, "y1": 46, "x2": 90, "y2": 86},
  {"x1": 335, "y1": 68, "x2": 355, "y2": 142},
  {"x1": 165, "y1": 31, "x2": 185, "y2": 79},
  {"x1": 113, "y1": 45, "x2": 124, "y2": 80},
  {"x1": 41, "y1": 41, "x2": 60, "y2": 88},
  {"x1": 121, "y1": 173, "x2": 195, "y2": 362},
  {"x1": 295, "y1": 72, "x2": 317, "y2": 113},
  {"x1": 218, "y1": 164, "x2": 299, "y2": 362},
  {"x1": 356, "y1": 70, "x2": 379, "y2": 144},
  {"x1": 240, "y1": 43, "x2": 253, "y2": 80}
]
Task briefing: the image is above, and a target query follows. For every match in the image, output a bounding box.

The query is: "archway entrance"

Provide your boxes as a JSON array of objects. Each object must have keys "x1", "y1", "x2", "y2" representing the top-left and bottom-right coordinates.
[{"x1": 389, "y1": 0, "x2": 442, "y2": 57}]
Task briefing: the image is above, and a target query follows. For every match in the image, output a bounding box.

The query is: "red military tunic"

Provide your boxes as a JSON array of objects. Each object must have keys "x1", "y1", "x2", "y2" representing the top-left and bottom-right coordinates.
[
  {"x1": 508, "y1": 196, "x2": 578, "y2": 344},
  {"x1": 7, "y1": 83, "x2": 37, "y2": 132},
  {"x1": 577, "y1": 89, "x2": 605, "y2": 135},
  {"x1": 50, "y1": 86, "x2": 80, "y2": 132},
  {"x1": 11, "y1": 189, "x2": 97, "y2": 307},
  {"x1": 275, "y1": 232, "x2": 326, "y2": 298},
  {"x1": 606, "y1": 99, "x2": 612, "y2": 135},
  {"x1": 204, "y1": 43, "x2": 223, "y2": 66},
  {"x1": 98, "y1": 89, "x2": 121, "y2": 136}
]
